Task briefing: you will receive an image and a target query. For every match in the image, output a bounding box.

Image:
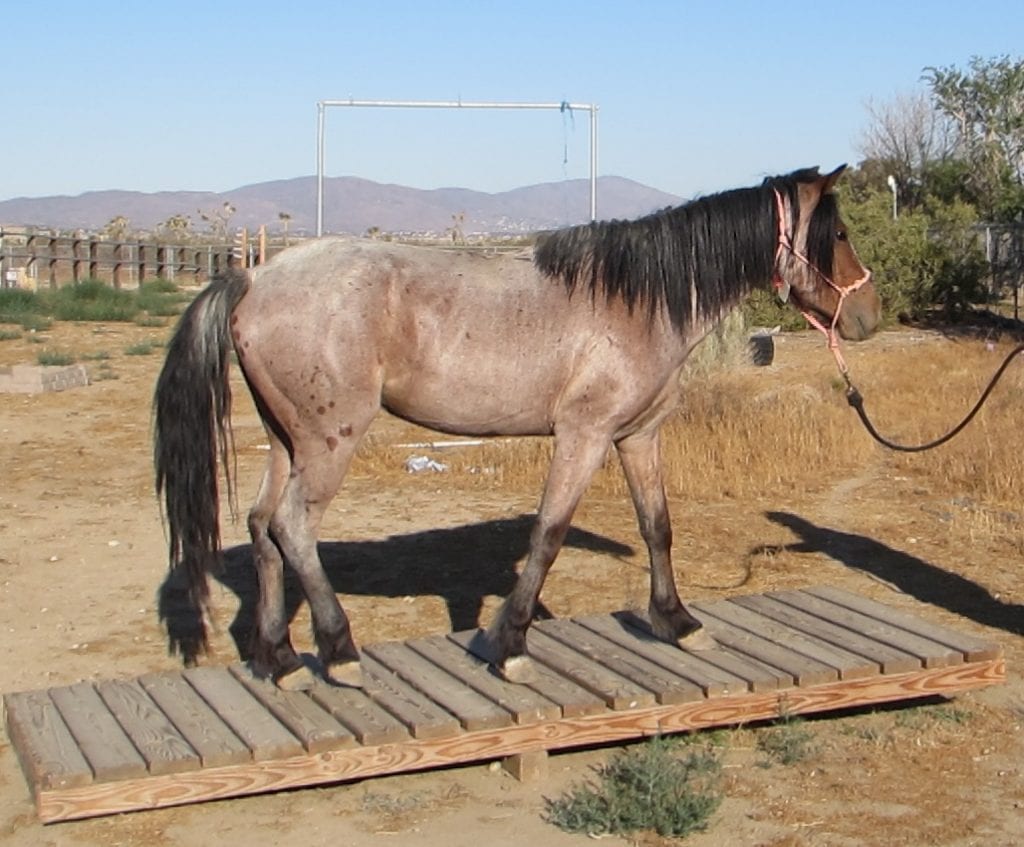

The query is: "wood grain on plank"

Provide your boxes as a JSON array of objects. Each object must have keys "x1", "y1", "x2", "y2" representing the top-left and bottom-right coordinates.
[
  {"x1": 95, "y1": 679, "x2": 200, "y2": 775},
  {"x1": 771, "y1": 590, "x2": 960, "y2": 668},
  {"x1": 139, "y1": 672, "x2": 250, "y2": 768},
  {"x1": 3, "y1": 690, "x2": 93, "y2": 791},
  {"x1": 407, "y1": 635, "x2": 561, "y2": 724},
  {"x1": 691, "y1": 602, "x2": 836, "y2": 687},
  {"x1": 543, "y1": 617, "x2": 703, "y2": 705},
  {"x1": 308, "y1": 679, "x2": 411, "y2": 746},
  {"x1": 447, "y1": 629, "x2": 607, "y2": 718},
  {"x1": 612, "y1": 610, "x2": 785, "y2": 694},
  {"x1": 365, "y1": 641, "x2": 513, "y2": 732},
  {"x1": 526, "y1": 627, "x2": 657, "y2": 710},
  {"x1": 715, "y1": 597, "x2": 881, "y2": 680},
  {"x1": 49, "y1": 682, "x2": 148, "y2": 782},
  {"x1": 228, "y1": 665, "x2": 355, "y2": 754},
  {"x1": 183, "y1": 667, "x2": 302, "y2": 762},
  {"x1": 807, "y1": 586, "x2": 1001, "y2": 661},
  {"x1": 361, "y1": 654, "x2": 462, "y2": 740},
  {"x1": 732, "y1": 594, "x2": 917, "y2": 675}
]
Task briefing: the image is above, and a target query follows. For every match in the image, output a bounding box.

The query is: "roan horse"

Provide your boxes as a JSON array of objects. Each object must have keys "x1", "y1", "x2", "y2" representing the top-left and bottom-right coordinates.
[{"x1": 154, "y1": 165, "x2": 881, "y2": 689}]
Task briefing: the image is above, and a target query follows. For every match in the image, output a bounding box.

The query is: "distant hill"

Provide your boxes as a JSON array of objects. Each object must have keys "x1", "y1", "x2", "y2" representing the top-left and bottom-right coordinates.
[{"x1": 0, "y1": 176, "x2": 682, "y2": 237}]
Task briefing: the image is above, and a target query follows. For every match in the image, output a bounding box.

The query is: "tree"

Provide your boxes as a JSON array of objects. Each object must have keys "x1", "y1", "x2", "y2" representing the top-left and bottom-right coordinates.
[
  {"x1": 157, "y1": 213, "x2": 192, "y2": 242},
  {"x1": 924, "y1": 55, "x2": 1024, "y2": 221},
  {"x1": 102, "y1": 215, "x2": 131, "y2": 241},
  {"x1": 198, "y1": 201, "x2": 237, "y2": 240},
  {"x1": 857, "y1": 90, "x2": 955, "y2": 210},
  {"x1": 278, "y1": 211, "x2": 292, "y2": 246}
]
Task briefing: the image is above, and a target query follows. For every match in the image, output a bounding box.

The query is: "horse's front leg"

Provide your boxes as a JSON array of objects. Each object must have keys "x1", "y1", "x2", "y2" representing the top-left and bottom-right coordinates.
[
  {"x1": 615, "y1": 430, "x2": 715, "y2": 650},
  {"x1": 488, "y1": 430, "x2": 611, "y2": 683}
]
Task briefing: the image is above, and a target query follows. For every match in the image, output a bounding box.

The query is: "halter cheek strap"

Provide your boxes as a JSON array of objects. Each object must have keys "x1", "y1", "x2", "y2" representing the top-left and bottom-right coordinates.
[{"x1": 772, "y1": 188, "x2": 872, "y2": 376}]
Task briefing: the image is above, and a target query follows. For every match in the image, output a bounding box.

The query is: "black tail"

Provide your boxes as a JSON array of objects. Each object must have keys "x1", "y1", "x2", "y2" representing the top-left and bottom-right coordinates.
[{"x1": 154, "y1": 268, "x2": 251, "y2": 664}]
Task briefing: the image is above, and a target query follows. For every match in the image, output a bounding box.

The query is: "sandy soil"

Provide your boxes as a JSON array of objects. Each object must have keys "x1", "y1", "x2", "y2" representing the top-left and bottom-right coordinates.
[{"x1": 0, "y1": 320, "x2": 1021, "y2": 847}]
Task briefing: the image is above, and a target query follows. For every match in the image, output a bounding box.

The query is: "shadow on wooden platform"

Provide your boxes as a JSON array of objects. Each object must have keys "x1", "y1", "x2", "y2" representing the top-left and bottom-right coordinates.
[{"x1": 3, "y1": 586, "x2": 1005, "y2": 823}]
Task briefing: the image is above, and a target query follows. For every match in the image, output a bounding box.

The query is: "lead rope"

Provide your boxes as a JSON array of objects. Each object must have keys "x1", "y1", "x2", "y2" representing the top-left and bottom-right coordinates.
[
  {"x1": 771, "y1": 189, "x2": 1023, "y2": 453},
  {"x1": 843, "y1": 342, "x2": 1024, "y2": 453}
]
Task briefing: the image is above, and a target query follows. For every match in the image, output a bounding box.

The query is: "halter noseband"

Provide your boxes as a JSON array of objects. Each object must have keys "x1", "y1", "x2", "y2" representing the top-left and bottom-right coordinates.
[{"x1": 772, "y1": 188, "x2": 871, "y2": 376}]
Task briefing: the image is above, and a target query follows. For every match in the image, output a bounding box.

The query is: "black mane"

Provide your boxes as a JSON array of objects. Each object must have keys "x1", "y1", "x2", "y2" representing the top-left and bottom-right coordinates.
[{"x1": 533, "y1": 168, "x2": 839, "y2": 331}]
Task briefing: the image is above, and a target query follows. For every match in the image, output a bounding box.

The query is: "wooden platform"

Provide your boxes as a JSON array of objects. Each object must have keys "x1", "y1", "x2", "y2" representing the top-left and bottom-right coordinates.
[{"x1": 3, "y1": 586, "x2": 1005, "y2": 823}]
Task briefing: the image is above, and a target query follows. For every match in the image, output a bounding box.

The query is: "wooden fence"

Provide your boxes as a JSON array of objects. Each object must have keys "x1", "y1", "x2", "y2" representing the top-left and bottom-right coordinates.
[{"x1": 0, "y1": 227, "x2": 289, "y2": 290}]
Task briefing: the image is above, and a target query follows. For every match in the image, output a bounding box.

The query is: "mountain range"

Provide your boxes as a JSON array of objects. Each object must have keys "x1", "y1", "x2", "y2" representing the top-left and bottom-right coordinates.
[{"x1": 0, "y1": 176, "x2": 683, "y2": 237}]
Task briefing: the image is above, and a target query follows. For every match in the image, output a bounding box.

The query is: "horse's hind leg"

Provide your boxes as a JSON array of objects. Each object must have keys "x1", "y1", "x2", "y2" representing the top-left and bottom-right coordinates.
[
  {"x1": 248, "y1": 434, "x2": 312, "y2": 689},
  {"x1": 270, "y1": 433, "x2": 366, "y2": 688},
  {"x1": 616, "y1": 430, "x2": 714, "y2": 650},
  {"x1": 488, "y1": 429, "x2": 611, "y2": 682}
]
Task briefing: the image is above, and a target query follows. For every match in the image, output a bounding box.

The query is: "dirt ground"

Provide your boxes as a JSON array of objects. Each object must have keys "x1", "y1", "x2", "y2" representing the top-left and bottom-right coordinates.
[{"x1": 0, "y1": 320, "x2": 1021, "y2": 847}]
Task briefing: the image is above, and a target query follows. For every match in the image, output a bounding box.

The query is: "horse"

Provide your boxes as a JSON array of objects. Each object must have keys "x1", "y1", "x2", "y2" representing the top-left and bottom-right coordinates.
[{"x1": 154, "y1": 164, "x2": 881, "y2": 690}]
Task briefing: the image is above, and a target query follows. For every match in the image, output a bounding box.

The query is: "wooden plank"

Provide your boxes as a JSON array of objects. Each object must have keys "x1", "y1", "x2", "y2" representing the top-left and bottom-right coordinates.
[
  {"x1": 690, "y1": 602, "x2": 836, "y2": 687},
  {"x1": 30, "y1": 656, "x2": 1005, "y2": 824},
  {"x1": 361, "y1": 654, "x2": 462, "y2": 740},
  {"x1": 3, "y1": 690, "x2": 93, "y2": 791},
  {"x1": 48, "y1": 682, "x2": 148, "y2": 782},
  {"x1": 543, "y1": 617, "x2": 704, "y2": 705},
  {"x1": 613, "y1": 610, "x2": 785, "y2": 693},
  {"x1": 95, "y1": 679, "x2": 201, "y2": 775},
  {"x1": 808, "y1": 586, "x2": 1001, "y2": 661},
  {"x1": 4, "y1": 589, "x2": 1007, "y2": 824},
  {"x1": 772, "y1": 590, "x2": 961, "y2": 668},
  {"x1": 365, "y1": 641, "x2": 513, "y2": 732},
  {"x1": 228, "y1": 665, "x2": 355, "y2": 754},
  {"x1": 183, "y1": 667, "x2": 302, "y2": 762},
  {"x1": 526, "y1": 627, "x2": 657, "y2": 710},
  {"x1": 732, "y1": 594, "x2": 919, "y2": 675},
  {"x1": 138, "y1": 672, "x2": 250, "y2": 768},
  {"x1": 448, "y1": 630, "x2": 606, "y2": 718},
  {"x1": 308, "y1": 678, "x2": 412, "y2": 746},
  {"x1": 711, "y1": 597, "x2": 880, "y2": 680},
  {"x1": 407, "y1": 635, "x2": 562, "y2": 724}
]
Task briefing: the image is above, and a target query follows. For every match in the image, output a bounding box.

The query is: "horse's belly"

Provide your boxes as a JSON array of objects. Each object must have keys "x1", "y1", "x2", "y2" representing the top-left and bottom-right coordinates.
[{"x1": 382, "y1": 366, "x2": 560, "y2": 436}]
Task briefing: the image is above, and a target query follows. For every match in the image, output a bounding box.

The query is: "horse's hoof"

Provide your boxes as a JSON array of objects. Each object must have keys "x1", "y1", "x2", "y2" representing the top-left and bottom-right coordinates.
[
  {"x1": 326, "y1": 660, "x2": 363, "y2": 688},
  {"x1": 277, "y1": 664, "x2": 316, "y2": 691},
  {"x1": 500, "y1": 654, "x2": 538, "y2": 685},
  {"x1": 678, "y1": 627, "x2": 717, "y2": 652}
]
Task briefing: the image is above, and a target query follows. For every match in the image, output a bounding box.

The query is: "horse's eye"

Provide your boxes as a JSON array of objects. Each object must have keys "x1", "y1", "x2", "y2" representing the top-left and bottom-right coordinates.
[{"x1": 836, "y1": 229, "x2": 848, "y2": 241}]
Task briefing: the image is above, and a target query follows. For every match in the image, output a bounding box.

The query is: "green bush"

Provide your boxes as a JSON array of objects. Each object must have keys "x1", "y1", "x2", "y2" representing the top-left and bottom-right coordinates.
[
  {"x1": 544, "y1": 737, "x2": 722, "y2": 839},
  {"x1": 46, "y1": 279, "x2": 138, "y2": 322},
  {"x1": 136, "y1": 279, "x2": 187, "y2": 316},
  {"x1": 841, "y1": 189, "x2": 988, "y2": 322},
  {"x1": 0, "y1": 278, "x2": 187, "y2": 326}
]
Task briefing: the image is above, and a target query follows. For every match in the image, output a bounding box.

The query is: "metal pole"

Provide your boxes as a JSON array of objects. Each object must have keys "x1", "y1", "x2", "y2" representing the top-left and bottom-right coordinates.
[
  {"x1": 589, "y1": 106, "x2": 599, "y2": 221},
  {"x1": 315, "y1": 98, "x2": 599, "y2": 237},
  {"x1": 316, "y1": 101, "x2": 326, "y2": 237}
]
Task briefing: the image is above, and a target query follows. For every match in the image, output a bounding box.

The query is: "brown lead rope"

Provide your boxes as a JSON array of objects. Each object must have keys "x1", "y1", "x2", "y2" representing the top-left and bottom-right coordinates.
[{"x1": 842, "y1": 342, "x2": 1024, "y2": 453}]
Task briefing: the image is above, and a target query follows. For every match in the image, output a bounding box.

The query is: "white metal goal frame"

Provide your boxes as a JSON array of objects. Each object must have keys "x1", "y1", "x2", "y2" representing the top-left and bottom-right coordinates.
[{"x1": 315, "y1": 98, "x2": 600, "y2": 237}]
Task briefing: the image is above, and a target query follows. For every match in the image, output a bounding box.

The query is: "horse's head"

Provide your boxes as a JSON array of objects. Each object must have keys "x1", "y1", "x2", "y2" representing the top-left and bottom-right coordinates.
[{"x1": 773, "y1": 165, "x2": 881, "y2": 341}]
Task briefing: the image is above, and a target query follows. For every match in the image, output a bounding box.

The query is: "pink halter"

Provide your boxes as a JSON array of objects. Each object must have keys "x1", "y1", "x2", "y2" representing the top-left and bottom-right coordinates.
[{"x1": 772, "y1": 188, "x2": 871, "y2": 375}]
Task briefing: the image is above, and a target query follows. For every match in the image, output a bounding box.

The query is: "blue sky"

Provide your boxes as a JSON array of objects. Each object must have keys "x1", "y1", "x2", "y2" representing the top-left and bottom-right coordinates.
[{"x1": 2, "y1": 1, "x2": 1020, "y2": 203}]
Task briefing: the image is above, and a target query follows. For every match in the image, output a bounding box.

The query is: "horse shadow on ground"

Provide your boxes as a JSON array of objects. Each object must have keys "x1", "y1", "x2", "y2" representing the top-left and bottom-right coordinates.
[
  {"x1": 204, "y1": 514, "x2": 634, "y2": 661},
  {"x1": 760, "y1": 511, "x2": 1024, "y2": 638}
]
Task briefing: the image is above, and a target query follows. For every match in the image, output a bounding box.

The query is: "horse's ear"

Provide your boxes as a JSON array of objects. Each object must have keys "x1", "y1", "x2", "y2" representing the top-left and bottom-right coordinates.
[{"x1": 822, "y1": 164, "x2": 847, "y2": 194}]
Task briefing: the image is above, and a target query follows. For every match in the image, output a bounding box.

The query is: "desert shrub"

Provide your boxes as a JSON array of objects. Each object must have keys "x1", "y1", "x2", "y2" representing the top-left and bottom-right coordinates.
[
  {"x1": 36, "y1": 349, "x2": 76, "y2": 366},
  {"x1": 544, "y1": 737, "x2": 722, "y2": 839},
  {"x1": 756, "y1": 715, "x2": 817, "y2": 765}
]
